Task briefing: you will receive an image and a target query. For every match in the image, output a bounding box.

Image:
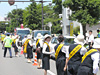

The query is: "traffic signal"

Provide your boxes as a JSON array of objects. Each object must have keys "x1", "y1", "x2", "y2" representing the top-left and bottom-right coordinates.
[{"x1": 8, "y1": 0, "x2": 15, "y2": 6}]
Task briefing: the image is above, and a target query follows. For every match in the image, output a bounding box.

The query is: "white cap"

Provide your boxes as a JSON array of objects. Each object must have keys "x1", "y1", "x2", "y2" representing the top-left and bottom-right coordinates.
[{"x1": 93, "y1": 38, "x2": 100, "y2": 48}]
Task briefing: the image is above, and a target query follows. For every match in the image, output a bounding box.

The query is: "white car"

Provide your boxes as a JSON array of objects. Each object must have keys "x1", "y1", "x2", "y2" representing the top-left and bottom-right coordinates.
[{"x1": 50, "y1": 36, "x2": 75, "y2": 57}]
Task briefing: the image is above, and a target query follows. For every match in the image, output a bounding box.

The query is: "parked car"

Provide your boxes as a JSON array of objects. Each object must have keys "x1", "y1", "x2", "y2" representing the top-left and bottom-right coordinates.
[
  {"x1": 50, "y1": 36, "x2": 75, "y2": 57},
  {"x1": 32, "y1": 30, "x2": 51, "y2": 51}
]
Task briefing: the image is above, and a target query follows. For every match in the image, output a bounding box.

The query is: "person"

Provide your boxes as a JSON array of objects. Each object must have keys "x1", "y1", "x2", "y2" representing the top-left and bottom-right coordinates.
[
  {"x1": 85, "y1": 31, "x2": 89, "y2": 44},
  {"x1": 54, "y1": 35, "x2": 68, "y2": 75},
  {"x1": 13, "y1": 35, "x2": 19, "y2": 57},
  {"x1": 66, "y1": 34, "x2": 87, "y2": 75},
  {"x1": 88, "y1": 30, "x2": 94, "y2": 49},
  {"x1": 36, "y1": 33, "x2": 43, "y2": 69},
  {"x1": 97, "y1": 29, "x2": 100, "y2": 38},
  {"x1": 22, "y1": 35, "x2": 28, "y2": 58},
  {"x1": 77, "y1": 38, "x2": 99, "y2": 75},
  {"x1": 27, "y1": 35, "x2": 33, "y2": 63},
  {"x1": 3, "y1": 33, "x2": 13, "y2": 58},
  {"x1": 42, "y1": 34, "x2": 54, "y2": 75},
  {"x1": 1, "y1": 33, "x2": 6, "y2": 49}
]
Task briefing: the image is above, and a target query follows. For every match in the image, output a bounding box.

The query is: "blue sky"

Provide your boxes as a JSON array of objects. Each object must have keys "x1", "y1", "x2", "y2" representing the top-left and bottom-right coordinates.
[{"x1": 0, "y1": 0, "x2": 52, "y2": 17}]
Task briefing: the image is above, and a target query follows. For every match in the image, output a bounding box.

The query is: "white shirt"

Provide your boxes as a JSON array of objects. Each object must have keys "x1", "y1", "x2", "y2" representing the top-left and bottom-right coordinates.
[
  {"x1": 42, "y1": 41, "x2": 54, "y2": 54},
  {"x1": 91, "y1": 52, "x2": 99, "y2": 74},
  {"x1": 15, "y1": 39, "x2": 19, "y2": 48},
  {"x1": 28, "y1": 40, "x2": 33, "y2": 46},
  {"x1": 22, "y1": 38, "x2": 27, "y2": 45},
  {"x1": 88, "y1": 34, "x2": 94, "y2": 42}
]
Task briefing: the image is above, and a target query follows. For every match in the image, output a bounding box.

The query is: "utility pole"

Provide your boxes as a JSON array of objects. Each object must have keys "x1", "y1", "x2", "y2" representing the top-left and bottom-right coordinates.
[{"x1": 41, "y1": 0, "x2": 44, "y2": 30}]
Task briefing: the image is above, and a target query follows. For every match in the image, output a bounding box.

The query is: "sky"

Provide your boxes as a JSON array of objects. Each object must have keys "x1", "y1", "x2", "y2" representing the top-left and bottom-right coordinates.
[{"x1": 0, "y1": 0, "x2": 52, "y2": 20}]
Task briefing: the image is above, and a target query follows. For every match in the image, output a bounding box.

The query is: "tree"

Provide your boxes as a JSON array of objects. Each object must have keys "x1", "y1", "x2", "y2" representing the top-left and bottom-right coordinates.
[
  {"x1": 53, "y1": 0, "x2": 62, "y2": 14},
  {"x1": 63, "y1": 0, "x2": 100, "y2": 35},
  {"x1": 23, "y1": 2, "x2": 42, "y2": 30},
  {"x1": 7, "y1": 9, "x2": 23, "y2": 32}
]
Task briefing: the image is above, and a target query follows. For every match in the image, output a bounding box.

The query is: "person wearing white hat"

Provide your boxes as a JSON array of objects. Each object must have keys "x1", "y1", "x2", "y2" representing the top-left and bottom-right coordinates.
[
  {"x1": 36, "y1": 33, "x2": 43, "y2": 69},
  {"x1": 77, "y1": 38, "x2": 99, "y2": 75},
  {"x1": 65, "y1": 34, "x2": 87, "y2": 75},
  {"x1": 25, "y1": 35, "x2": 33, "y2": 63},
  {"x1": 42, "y1": 34, "x2": 54, "y2": 75}
]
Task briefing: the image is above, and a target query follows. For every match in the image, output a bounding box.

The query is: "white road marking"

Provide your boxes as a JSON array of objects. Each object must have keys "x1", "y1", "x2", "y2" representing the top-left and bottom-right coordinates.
[{"x1": 47, "y1": 70, "x2": 56, "y2": 75}]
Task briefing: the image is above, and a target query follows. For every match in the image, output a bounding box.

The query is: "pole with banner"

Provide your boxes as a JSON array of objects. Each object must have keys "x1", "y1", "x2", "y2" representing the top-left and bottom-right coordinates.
[{"x1": 70, "y1": 22, "x2": 73, "y2": 36}]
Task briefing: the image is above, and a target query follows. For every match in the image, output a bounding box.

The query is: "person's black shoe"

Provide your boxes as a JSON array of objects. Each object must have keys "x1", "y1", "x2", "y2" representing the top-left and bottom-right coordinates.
[
  {"x1": 3, "y1": 56, "x2": 6, "y2": 58},
  {"x1": 10, "y1": 56, "x2": 12, "y2": 58}
]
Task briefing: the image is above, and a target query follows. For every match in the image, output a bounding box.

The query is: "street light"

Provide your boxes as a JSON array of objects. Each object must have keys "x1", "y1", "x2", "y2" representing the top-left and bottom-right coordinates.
[{"x1": 48, "y1": 22, "x2": 52, "y2": 34}]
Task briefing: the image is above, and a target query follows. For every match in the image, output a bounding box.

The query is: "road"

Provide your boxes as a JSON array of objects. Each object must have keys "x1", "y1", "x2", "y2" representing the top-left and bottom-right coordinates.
[{"x1": 0, "y1": 45, "x2": 99, "y2": 75}]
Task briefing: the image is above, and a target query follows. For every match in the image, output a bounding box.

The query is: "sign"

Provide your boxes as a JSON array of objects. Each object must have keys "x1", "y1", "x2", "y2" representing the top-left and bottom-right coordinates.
[
  {"x1": 70, "y1": 22, "x2": 73, "y2": 36},
  {"x1": 8, "y1": 0, "x2": 15, "y2": 6}
]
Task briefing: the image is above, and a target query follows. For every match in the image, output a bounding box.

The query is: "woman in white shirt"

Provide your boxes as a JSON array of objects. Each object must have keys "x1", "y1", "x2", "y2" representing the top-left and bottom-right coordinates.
[{"x1": 42, "y1": 34, "x2": 54, "y2": 75}]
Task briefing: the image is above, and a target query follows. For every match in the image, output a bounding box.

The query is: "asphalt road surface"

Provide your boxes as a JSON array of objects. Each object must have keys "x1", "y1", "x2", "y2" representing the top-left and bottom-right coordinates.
[{"x1": 0, "y1": 45, "x2": 99, "y2": 75}]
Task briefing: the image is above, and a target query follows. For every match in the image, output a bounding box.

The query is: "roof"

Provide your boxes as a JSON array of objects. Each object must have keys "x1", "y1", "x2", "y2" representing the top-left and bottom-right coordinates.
[
  {"x1": 32, "y1": 30, "x2": 50, "y2": 32},
  {"x1": 16, "y1": 28, "x2": 30, "y2": 30},
  {"x1": 54, "y1": 36, "x2": 75, "y2": 39},
  {"x1": 64, "y1": 36, "x2": 75, "y2": 38}
]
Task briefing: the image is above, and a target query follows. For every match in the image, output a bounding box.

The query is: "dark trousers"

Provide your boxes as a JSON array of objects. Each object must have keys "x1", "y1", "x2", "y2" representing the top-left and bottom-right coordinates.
[
  {"x1": 68, "y1": 64, "x2": 80, "y2": 75},
  {"x1": 77, "y1": 66, "x2": 94, "y2": 75},
  {"x1": 4, "y1": 47, "x2": 12, "y2": 57},
  {"x1": 56, "y1": 59, "x2": 67, "y2": 75},
  {"x1": 88, "y1": 42, "x2": 94, "y2": 49},
  {"x1": 27, "y1": 48, "x2": 33, "y2": 59}
]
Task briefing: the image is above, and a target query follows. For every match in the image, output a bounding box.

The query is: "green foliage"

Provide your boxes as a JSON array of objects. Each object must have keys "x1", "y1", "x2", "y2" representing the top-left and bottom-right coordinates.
[
  {"x1": 23, "y1": 2, "x2": 41, "y2": 30},
  {"x1": 7, "y1": 9, "x2": 23, "y2": 32},
  {"x1": 0, "y1": 21, "x2": 9, "y2": 33},
  {"x1": 73, "y1": 26, "x2": 80, "y2": 34},
  {"x1": 7, "y1": 1, "x2": 62, "y2": 34},
  {"x1": 53, "y1": 0, "x2": 62, "y2": 14},
  {"x1": 63, "y1": 0, "x2": 100, "y2": 34}
]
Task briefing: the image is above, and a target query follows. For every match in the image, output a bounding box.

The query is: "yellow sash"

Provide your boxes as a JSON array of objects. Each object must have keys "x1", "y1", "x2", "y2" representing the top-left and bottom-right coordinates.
[
  {"x1": 81, "y1": 49, "x2": 97, "y2": 63},
  {"x1": 23, "y1": 39, "x2": 30, "y2": 53},
  {"x1": 44, "y1": 42, "x2": 50, "y2": 51},
  {"x1": 55, "y1": 44, "x2": 64, "y2": 59},
  {"x1": 14, "y1": 39, "x2": 17, "y2": 44},
  {"x1": 69, "y1": 45, "x2": 82, "y2": 60},
  {"x1": 36, "y1": 39, "x2": 40, "y2": 46}
]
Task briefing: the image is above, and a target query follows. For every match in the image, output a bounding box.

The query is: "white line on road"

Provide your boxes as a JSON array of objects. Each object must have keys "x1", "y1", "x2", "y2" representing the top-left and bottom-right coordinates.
[{"x1": 47, "y1": 70, "x2": 56, "y2": 75}]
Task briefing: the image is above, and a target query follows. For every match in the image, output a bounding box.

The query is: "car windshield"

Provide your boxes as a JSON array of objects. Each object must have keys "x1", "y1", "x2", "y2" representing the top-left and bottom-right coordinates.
[
  {"x1": 17, "y1": 30, "x2": 30, "y2": 35},
  {"x1": 51, "y1": 37, "x2": 74, "y2": 45},
  {"x1": 34, "y1": 31, "x2": 51, "y2": 38},
  {"x1": 64, "y1": 38, "x2": 74, "y2": 45}
]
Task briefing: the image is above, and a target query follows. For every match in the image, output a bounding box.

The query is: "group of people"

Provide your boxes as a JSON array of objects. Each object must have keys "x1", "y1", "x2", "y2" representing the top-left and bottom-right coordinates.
[
  {"x1": 35, "y1": 32, "x2": 100, "y2": 75},
  {"x1": 54, "y1": 34, "x2": 99, "y2": 75},
  {"x1": 1, "y1": 31, "x2": 100, "y2": 75}
]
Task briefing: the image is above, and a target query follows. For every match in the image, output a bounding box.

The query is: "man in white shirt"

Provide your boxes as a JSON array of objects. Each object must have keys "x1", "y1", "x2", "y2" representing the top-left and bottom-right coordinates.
[
  {"x1": 88, "y1": 30, "x2": 94, "y2": 49},
  {"x1": 77, "y1": 38, "x2": 100, "y2": 75}
]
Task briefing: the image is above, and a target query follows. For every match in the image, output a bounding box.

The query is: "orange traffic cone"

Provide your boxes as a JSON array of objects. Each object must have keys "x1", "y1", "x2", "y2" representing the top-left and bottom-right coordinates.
[
  {"x1": 33, "y1": 53, "x2": 38, "y2": 66},
  {"x1": 20, "y1": 46, "x2": 23, "y2": 54}
]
